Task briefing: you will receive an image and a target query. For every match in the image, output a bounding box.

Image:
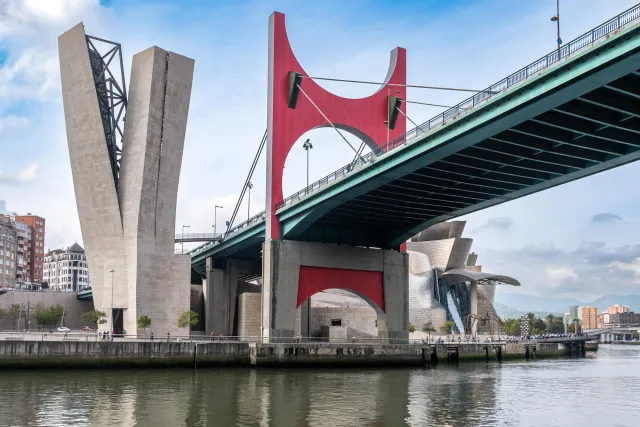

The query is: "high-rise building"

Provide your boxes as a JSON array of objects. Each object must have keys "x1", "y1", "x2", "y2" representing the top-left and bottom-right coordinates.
[
  {"x1": 580, "y1": 306, "x2": 600, "y2": 329},
  {"x1": 13, "y1": 221, "x2": 32, "y2": 283},
  {"x1": 43, "y1": 243, "x2": 91, "y2": 292},
  {"x1": 0, "y1": 215, "x2": 17, "y2": 288},
  {"x1": 14, "y1": 214, "x2": 45, "y2": 283},
  {"x1": 607, "y1": 304, "x2": 629, "y2": 314}
]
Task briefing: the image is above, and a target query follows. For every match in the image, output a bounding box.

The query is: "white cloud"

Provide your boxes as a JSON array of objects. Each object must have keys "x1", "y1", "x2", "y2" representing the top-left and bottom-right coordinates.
[
  {"x1": 608, "y1": 258, "x2": 640, "y2": 281},
  {"x1": 0, "y1": 163, "x2": 39, "y2": 185},
  {"x1": 545, "y1": 267, "x2": 579, "y2": 284},
  {"x1": 0, "y1": 115, "x2": 29, "y2": 131}
]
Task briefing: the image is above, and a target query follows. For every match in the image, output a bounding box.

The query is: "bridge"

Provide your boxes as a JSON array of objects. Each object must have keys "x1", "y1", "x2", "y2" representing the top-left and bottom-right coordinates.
[
  {"x1": 72, "y1": 6, "x2": 640, "y2": 340},
  {"x1": 190, "y1": 5, "x2": 640, "y2": 275},
  {"x1": 585, "y1": 326, "x2": 639, "y2": 342}
]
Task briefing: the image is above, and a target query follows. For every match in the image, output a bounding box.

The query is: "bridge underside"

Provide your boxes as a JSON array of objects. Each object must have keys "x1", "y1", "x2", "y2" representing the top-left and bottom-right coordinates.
[{"x1": 295, "y1": 71, "x2": 640, "y2": 247}]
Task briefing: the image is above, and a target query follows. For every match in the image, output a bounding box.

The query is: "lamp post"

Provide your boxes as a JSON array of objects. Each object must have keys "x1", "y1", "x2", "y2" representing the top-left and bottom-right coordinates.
[
  {"x1": 247, "y1": 182, "x2": 254, "y2": 220},
  {"x1": 109, "y1": 269, "x2": 114, "y2": 335},
  {"x1": 302, "y1": 139, "x2": 313, "y2": 188},
  {"x1": 181, "y1": 225, "x2": 190, "y2": 254},
  {"x1": 213, "y1": 205, "x2": 223, "y2": 236},
  {"x1": 551, "y1": 0, "x2": 562, "y2": 58}
]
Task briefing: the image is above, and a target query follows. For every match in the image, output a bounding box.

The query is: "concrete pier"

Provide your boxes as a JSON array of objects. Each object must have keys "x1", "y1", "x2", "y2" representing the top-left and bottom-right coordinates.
[{"x1": 0, "y1": 338, "x2": 594, "y2": 369}]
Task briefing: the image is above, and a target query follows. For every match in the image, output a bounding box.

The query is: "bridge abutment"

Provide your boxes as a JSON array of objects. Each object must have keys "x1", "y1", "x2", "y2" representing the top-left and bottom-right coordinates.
[{"x1": 261, "y1": 240, "x2": 409, "y2": 341}]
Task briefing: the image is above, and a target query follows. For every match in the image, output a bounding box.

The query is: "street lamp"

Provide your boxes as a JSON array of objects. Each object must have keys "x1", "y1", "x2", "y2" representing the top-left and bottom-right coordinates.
[
  {"x1": 181, "y1": 225, "x2": 190, "y2": 254},
  {"x1": 213, "y1": 205, "x2": 223, "y2": 235},
  {"x1": 247, "y1": 182, "x2": 254, "y2": 220},
  {"x1": 551, "y1": 0, "x2": 562, "y2": 57},
  {"x1": 109, "y1": 269, "x2": 115, "y2": 335},
  {"x1": 302, "y1": 139, "x2": 313, "y2": 188}
]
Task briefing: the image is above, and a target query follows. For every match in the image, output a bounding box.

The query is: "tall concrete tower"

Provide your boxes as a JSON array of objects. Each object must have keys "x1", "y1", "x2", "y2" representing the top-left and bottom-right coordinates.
[{"x1": 58, "y1": 23, "x2": 194, "y2": 335}]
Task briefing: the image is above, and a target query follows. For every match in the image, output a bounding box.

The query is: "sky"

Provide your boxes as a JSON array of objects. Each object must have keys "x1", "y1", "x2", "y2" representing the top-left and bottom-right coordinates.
[{"x1": 1, "y1": 0, "x2": 639, "y2": 302}]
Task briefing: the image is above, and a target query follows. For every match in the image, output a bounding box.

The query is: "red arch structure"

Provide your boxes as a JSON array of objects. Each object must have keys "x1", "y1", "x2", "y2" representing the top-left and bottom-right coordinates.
[{"x1": 266, "y1": 11, "x2": 407, "y2": 239}]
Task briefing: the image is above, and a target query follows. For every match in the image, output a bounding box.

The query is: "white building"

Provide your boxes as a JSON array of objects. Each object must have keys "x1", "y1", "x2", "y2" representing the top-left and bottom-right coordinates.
[{"x1": 43, "y1": 243, "x2": 91, "y2": 292}]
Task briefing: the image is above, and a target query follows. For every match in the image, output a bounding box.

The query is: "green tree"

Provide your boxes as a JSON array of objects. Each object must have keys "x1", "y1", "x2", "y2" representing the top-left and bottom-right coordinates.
[
  {"x1": 567, "y1": 323, "x2": 576, "y2": 334},
  {"x1": 49, "y1": 305, "x2": 65, "y2": 327},
  {"x1": 7, "y1": 304, "x2": 21, "y2": 330},
  {"x1": 34, "y1": 304, "x2": 64, "y2": 329},
  {"x1": 546, "y1": 314, "x2": 555, "y2": 332},
  {"x1": 177, "y1": 310, "x2": 199, "y2": 329},
  {"x1": 408, "y1": 323, "x2": 416, "y2": 333},
  {"x1": 422, "y1": 322, "x2": 436, "y2": 340},
  {"x1": 440, "y1": 321, "x2": 455, "y2": 334},
  {"x1": 501, "y1": 318, "x2": 521, "y2": 337},
  {"x1": 40, "y1": 281, "x2": 49, "y2": 290},
  {"x1": 137, "y1": 315, "x2": 152, "y2": 333},
  {"x1": 533, "y1": 317, "x2": 547, "y2": 333},
  {"x1": 80, "y1": 310, "x2": 107, "y2": 328}
]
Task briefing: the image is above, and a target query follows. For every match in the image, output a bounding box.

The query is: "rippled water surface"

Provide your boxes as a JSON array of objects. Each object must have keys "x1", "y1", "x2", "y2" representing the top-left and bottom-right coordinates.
[{"x1": 0, "y1": 345, "x2": 639, "y2": 426}]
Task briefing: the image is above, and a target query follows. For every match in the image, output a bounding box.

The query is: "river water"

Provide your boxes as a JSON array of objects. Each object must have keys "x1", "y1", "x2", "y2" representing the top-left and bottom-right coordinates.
[{"x1": 0, "y1": 345, "x2": 638, "y2": 426}]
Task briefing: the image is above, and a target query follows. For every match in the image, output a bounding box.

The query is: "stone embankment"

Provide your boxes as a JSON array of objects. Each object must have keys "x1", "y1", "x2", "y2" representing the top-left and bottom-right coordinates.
[{"x1": 0, "y1": 338, "x2": 595, "y2": 369}]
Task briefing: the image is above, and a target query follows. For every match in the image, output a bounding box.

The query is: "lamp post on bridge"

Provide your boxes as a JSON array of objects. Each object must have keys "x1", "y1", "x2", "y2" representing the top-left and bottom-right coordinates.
[
  {"x1": 551, "y1": 0, "x2": 562, "y2": 58},
  {"x1": 181, "y1": 224, "x2": 190, "y2": 254},
  {"x1": 247, "y1": 182, "x2": 253, "y2": 221},
  {"x1": 213, "y1": 205, "x2": 223, "y2": 236},
  {"x1": 302, "y1": 139, "x2": 312, "y2": 188}
]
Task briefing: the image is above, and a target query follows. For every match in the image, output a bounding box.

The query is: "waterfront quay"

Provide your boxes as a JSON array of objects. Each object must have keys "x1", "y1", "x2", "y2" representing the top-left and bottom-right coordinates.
[{"x1": 0, "y1": 336, "x2": 594, "y2": 369}]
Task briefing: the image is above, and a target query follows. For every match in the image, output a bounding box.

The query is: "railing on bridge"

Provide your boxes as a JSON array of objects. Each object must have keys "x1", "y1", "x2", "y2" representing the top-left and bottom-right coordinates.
[
  {"x1": 189, "y1": 210, "x2": 267, "y2": 257},
  {"x1": 174, "y1": 232, "x2": 223, "y2": 243},
  {"x1": 276, "y1": 3, "x2": 640, "y2": 210}
]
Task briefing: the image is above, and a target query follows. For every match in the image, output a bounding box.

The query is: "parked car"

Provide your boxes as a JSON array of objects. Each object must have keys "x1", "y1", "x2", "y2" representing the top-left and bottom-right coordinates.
[
  {"x1": 82, "y1": 326, "x2": 92, "y2": 331},
  {"x1": 57, "y1": 327, "x2": 71, "y2": 332}
]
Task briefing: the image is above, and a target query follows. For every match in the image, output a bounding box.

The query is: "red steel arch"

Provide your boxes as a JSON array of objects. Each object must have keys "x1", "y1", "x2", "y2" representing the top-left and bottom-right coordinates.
[{"x1": 266, "y1": 11, "x2": 407, "y2": 239}]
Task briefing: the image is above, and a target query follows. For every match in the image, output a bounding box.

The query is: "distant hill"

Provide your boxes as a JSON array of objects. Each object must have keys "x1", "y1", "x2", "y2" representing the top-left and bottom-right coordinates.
[
  {"x1": 495, "y1": 293, "x2": 640, "y2": 315},
  {"x1": 493, "y1": 303, "x2": 562, "y2": 319}
]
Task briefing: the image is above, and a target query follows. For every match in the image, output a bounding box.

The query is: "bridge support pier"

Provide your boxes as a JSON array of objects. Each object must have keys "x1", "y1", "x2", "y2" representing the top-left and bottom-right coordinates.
[
  {"x1": 261, "y1": 240, "x2": 409, "y2": 341},
  {"x1": 204, "y1": 258, "x2": 261, "y2": 336}
]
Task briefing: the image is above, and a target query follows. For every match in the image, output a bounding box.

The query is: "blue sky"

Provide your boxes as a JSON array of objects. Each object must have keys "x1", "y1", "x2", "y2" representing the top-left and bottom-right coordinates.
[{"x1": 1, "y1": 0, "x2": 639, "y2": 301}]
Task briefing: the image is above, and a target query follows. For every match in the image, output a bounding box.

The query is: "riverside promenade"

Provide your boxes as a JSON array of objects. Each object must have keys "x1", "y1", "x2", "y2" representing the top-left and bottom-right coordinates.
[{"x1": 0, "y1": 335, "x2": 595, "y2": 369}]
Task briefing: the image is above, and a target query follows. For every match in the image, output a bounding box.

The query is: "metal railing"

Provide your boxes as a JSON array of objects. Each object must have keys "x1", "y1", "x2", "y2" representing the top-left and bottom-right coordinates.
[
  {"x1": 175, "y1": 232, "x2": 223, "y2": 242},
  {"x1": 276, "y1": 3, "x2": 640, "y2": 210},
  {"x1": 189, "y1": 210, "x2": 267, "y2": 257}
]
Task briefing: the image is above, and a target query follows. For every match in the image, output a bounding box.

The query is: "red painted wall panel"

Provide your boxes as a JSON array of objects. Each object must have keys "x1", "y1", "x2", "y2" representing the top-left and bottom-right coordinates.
[{"x1": 297, "y1": 265, "x2": 385, "y2": 312}]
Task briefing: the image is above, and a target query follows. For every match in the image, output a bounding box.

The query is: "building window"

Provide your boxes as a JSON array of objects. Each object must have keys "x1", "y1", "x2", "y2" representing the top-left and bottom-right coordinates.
[{"x1": 331, "y1": 319, "x2": 342, "y2": 326}]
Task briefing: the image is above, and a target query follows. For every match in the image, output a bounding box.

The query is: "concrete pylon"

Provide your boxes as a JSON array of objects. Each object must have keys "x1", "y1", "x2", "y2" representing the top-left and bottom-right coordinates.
[{"x1": 59, "y1": 23, "x2": 194, "y2": 335}]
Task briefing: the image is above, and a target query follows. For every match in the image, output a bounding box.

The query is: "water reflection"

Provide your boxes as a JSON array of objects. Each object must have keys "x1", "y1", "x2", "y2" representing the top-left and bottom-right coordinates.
[{"x1": 0, "y1": 346, "x2": 639, "y2": 426}]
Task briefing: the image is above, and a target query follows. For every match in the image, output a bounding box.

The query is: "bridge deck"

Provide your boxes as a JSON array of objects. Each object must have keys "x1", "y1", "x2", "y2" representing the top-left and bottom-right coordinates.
[{"x1": 191, "y1": 5, "x2": 640, "y2": 272}]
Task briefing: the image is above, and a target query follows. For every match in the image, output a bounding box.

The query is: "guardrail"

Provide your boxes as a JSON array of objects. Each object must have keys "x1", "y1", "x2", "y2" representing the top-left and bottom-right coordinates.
[
  {"x1": 276, "y1": 3, "x2": 640, "y2": 210},
  {"x1": 175, "y1": 232, "x2": 223, "y2": 242},
  {"x1": 189, "y1": 210, "x2": 266, "y2": 258}
]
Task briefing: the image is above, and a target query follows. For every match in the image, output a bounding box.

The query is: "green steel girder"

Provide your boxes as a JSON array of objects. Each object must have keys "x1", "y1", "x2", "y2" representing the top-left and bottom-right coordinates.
[
  {"x1": 397, "y1": 176, "x2": 507, "y2": 197},
  {"x1": 580, "y1": 89, "x2": 640, "y2": 117},
  {"x1": 511, "y1": 122, "x2": 628, "y2": 156},
  {"x1": 532, "y1": 111, "x2": 640, "y2": 146},
  {"x1": 408, "y1": 170, "x2": 524, "y2": 192},
  {"x1": 459, "y1": 145, "x2": 575, "y2": 175},
  {"x1": 190, "y1": 222, "x2": 265, "y2": 269},
  {"x1": 553, "y1": 101, "x2": 640, "y2": 135},
  {"x1": 279, "y1": 22, "x2": 640, "y2": 247},
  {"x1": 372, "y1": 185, "x2": 475, "y2": 207},
  {"x1": 347, "y1": 194, "x2": 455, "y2": 214},
  {"x1": 475, "y1": 138, "x2": 592, "y2": 169},
  {"x1": 428, "y1": 163, "x2": 537, "y2": 187},
  {"x1": 490, "y1": 132, "x2": 607, "y2": 162}
]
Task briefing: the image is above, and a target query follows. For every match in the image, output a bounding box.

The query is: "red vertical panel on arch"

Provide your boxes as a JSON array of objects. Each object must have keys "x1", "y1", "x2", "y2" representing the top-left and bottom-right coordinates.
[
  {"x1": 267, "y1": 12, "x2": 407, "y2": 239},
  {"x1": 297, "y1": 266, "x2": 385, "y2": 312}
]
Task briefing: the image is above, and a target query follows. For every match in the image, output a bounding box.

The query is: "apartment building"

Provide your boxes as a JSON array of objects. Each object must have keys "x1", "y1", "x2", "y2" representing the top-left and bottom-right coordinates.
[
  {"x1": 14, "y1": 214, "x2": 45, "y2": 282},
  {"x1": 43, "y1": 243, "x2": 91, "y2": 292},
  {"x1": 0, "y1": 215, "x2": 17, "y2": 288},
  {"x1": 580, "y1": 306, "x2": 600, "y2": 330},
  {"x1": 607, "y1": 304, "x2": 629, "y2": 314}
]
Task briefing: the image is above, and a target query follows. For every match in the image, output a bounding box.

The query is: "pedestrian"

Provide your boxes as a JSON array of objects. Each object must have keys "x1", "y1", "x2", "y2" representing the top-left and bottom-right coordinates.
[
  {"x1": 210, "y1": 331, "x2": 214, "y2": 342},
  {"x1": 167, "y1": 332, "x2": 170, "y2": 342},
  {"x1": 150, "y1": 331, "x2": 154, "y2": 341},
  {"x1": 351, "y1": 336, "x2": 356, "y2": 344}
]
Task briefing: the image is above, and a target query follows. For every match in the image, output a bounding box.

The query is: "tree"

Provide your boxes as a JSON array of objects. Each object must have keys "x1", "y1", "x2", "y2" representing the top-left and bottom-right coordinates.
[
  {"x1": 408, "y1": 323, "x2": 416, "y2": 333},
  {"x1": 501, "y1": 318, "x2": 521, "y2": 337},
  {"x1": 440, "y1": 321, "x2": 455, "y2": 334},
  {"x1": 533, "y1": 317, "x2": 547, "y2": 333},
  {"x1": 546, "y1": 314, "x2": 555, "y2": 333},
  {"x1": 40, "y1": 281, "x2": 49, "y2": 290},
  {"x1": 137, "y1": 315, "x2": 152, "y2": 333},
  {"x1": 80, "y1": 310, "x2": 107, "y2": 328},
  {"x1": 49, "y1": 305, "x2": 65, "y2": 327},
  {"x1": 567, "y1": 323, "x2": 576, "y2": 334},
  {"x1": 422, "y1": 322, "x2": 436, "y2": 341},
  {"x1": 177, "y1": 310, "x2": 199, "y2": 329},
  {"x1": 7, "y1": 304, "x2": 21, "y2": 330},
  {"x1": 34, "y1": 304, "x2": 65, "y2": 329}
]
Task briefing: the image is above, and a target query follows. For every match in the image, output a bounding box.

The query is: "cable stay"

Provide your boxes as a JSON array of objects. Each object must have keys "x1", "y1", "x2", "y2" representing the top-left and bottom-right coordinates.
[
  {"x1": 405, "y1": 100, "x2": 452, "y2": 108},
  {"x1": 296, "y1": 84, "x2": 365, "y2": 163},
  {"x1": 301, "y1": 75, "x2": 492, "y2": 93},
  {"x1": 396, "y1": 107, "x2": 424, "y2": 133},
  {"x1": 225, "y1": 130, "x2": 267, "y2": 236},
  {"x1": 347, "y1": 142, "x2": 367, "y2": 171}
]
